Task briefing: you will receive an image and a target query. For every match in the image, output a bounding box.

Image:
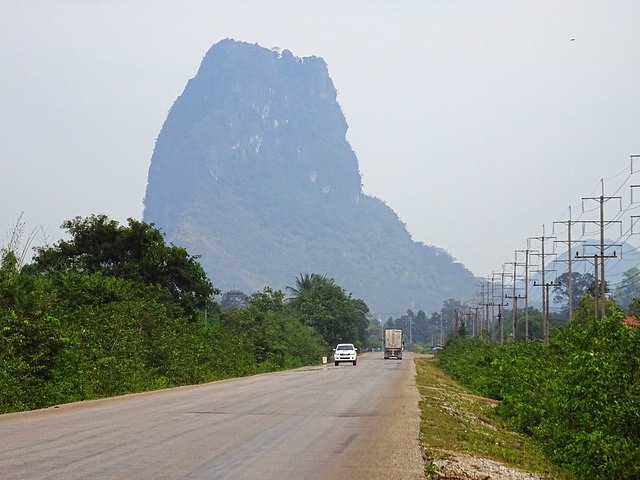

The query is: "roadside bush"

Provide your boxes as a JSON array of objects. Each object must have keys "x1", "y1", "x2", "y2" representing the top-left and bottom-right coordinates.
[
  {"x1": 219, "y1": 306, "x2": 325, "y2": 371},
  {"x1": 438, "y1": 307, "x2": 640, "y2": 479},
  {"x1": 535, "y1": 310, "x2": 640, "y2": 478},
  {"x1": 0, "y1": 223, "x2": 339, "y2": 414},
  {"x1": 0, "y1": 269, "x2": 326, "y2": 413},
  {"x1": 0, "y1": 261, "x2": 67, "y2": 411},
  {"x1": 438, "y1": 336, "x2": 506, "y2": 399}
]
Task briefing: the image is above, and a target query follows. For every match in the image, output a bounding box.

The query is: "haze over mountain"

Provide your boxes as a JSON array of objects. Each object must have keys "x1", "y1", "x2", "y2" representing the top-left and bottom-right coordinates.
[{"x1": 143, "y1": 39, "x2": 476, "y2": 315}]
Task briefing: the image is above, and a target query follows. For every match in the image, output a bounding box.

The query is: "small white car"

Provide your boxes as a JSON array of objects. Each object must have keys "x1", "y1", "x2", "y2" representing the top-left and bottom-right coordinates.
[{"x1": 333, "y1": 343, "x2": 357, "y2": 366}]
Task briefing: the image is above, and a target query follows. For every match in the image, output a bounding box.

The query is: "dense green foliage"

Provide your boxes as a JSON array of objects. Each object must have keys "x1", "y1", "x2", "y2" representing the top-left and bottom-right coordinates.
[
  {"x1": 0, "y1": 217, "x2": 366, "y2": 414},
  {"x1": 415, "y1": 358, "x2": 572, "y2": 480},
  {"x1": 437, "y1": 302, "x2": 640, "y2": 479},
  {"x1": 552, "y1": 271, "x2": 598, "y2": 317},
  {"x1": 0, "y1": 261, "x2": 325, "y2": 413},
  {"x1": 32, "y1": 215, "x2": 216, "y2": 321},
  {"x1": 286, "y1": 273, "x2": 369, "y2": 347}
]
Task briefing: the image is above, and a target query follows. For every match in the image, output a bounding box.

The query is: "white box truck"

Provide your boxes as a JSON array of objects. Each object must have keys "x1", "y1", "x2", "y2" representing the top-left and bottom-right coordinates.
[{"x1": 384, "y1": 328, "x2": 403, "y2": 359}]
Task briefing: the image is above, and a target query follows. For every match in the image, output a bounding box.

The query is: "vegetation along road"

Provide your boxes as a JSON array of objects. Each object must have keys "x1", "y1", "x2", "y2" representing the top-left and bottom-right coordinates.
[{"x1": 0, "y1": 352, "x2": 424, "y2": 479}]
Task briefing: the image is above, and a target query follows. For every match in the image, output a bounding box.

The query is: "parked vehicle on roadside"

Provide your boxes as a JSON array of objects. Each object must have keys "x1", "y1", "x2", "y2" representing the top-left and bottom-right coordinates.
[{"x1": 333, "y1": 343, "x2": 357, "y2": 366}]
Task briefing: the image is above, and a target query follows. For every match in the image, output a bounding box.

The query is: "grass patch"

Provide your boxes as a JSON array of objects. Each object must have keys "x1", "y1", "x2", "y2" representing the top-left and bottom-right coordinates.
[{"x1": 415, "y1": 356, "x2": 574, "y2": 480}]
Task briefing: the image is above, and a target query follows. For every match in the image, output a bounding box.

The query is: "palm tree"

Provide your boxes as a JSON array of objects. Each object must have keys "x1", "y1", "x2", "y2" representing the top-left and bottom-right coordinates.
[{"x1": 286, "y1": 273, "x2": 334, "y2": 308}]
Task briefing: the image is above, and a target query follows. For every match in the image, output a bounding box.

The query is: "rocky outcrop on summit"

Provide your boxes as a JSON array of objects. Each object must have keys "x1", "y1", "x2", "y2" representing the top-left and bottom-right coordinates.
[{"x1": 143, "y1": 39, "x2": 475, "y2": 314}]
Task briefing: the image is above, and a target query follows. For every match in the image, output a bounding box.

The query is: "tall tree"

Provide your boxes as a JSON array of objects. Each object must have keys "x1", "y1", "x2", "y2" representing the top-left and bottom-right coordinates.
[
  {"x1": 412, "y1": 309, "x2": 430, "y2": 344},
  {"x1": 32, "y1": 215, "x2": 216, "y2": 320},
  {"x1": 553, "y1": 271, "x2": 596, "y2": 317},
  {"x1": 285, "y1": 273, "x2": 333, "y2": 308},
  {"x1": 612, "y1": 267, "x2": 640, "y2": 313},
  {"x1": 440, "y1": 299, "x2": 463, "y2": 339},
  {"x1": 286, "y1": 272, "x2": 367, "y2": 346},
  {"x1": 351, "y1": 297, "x2": 370, "y2": 346}
]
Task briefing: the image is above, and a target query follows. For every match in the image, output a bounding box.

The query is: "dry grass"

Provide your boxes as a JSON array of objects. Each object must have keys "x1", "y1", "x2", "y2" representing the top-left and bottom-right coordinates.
[{"x1": 415, "y1": 357, "x2": 574, "y2": 480}]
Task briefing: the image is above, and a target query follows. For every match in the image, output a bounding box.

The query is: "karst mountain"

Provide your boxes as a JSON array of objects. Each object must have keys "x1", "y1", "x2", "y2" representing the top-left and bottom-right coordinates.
[{"x1": 143, "y1": 39, "x2": 476, "y2": 314}]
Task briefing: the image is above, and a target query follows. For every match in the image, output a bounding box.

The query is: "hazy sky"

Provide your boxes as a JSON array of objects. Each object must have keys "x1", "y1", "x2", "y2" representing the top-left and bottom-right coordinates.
[{"x1": 2, "y1": 1, "x2": 640, "y2": 285}]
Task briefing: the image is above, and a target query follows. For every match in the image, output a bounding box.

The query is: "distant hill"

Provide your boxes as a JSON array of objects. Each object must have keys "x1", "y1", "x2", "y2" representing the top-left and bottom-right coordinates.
[{"x1": 143, "y1": 39, "x2": 476, "y2": 315}]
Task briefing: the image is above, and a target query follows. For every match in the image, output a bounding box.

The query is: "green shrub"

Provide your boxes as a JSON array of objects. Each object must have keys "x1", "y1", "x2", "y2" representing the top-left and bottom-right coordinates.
[{"x1": 437, "y1": 308, "x2": 640, "y2": 479}]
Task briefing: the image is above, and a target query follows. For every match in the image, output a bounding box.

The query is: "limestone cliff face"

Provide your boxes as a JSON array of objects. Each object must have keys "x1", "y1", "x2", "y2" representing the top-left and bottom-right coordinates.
[{"x1": 144, "y1": 39, "x2": 476, "y2": 314}]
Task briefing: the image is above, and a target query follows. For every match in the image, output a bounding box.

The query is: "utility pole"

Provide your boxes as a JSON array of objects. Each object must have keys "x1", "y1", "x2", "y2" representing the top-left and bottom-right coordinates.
[
  {"x1": 630, "y1": 184, "x2": 640, "y2": 235},
  {"x1": 454, "y1": 309, "x2": 459, "y2": 338},
  {"x1": 504, "y1": 292, "x2": 526, "y2": 341},
  {"x1": 467, "y1": 305, "x2": 480, "y2": 337},
  {"x1": 515, "y1": 248, "x2": 537, "y2": 341},
  {"x1": 490, "y1": 270, "x2": 510, "y2": 343},
  {"x1": 530, "y1": 227, "x2": 556, "y2": 342},
  {"x1": 474, "y1": 286, "x2": 482, "y2": 337},
  {"x1": 490, "y1": 274, "x2": 496, "y2": 334},
  {"x1": 505, "y1": 252, "x2": 527, "y2": 341},
  {"x1": 567, "y1": 206, "x2": 573, "y2": 318},
  {"x1": 553, "y1": 206, "x2": 585, "y2": 319},
  {"x1": 492, "y1": 271, "x2": 502, "y2": 338},
  {"x1": 478, "y1": 279, "x2": 493, "y2": 337},
  {"x1": 483, "y1": 278, "x2": 491, "y2": 335},
  {"x1": 575, "y1": 249, "x2": 618, "y2": 319},
  {"x1": 409, "y1": 311, "x2": 413, "y2": 344},
  {"x1": 461, "y1": 307, "x2": 472, "y2": 336},
  {"x1": 533, "y1": 280, "x2": 562, "y2": 343},
  {"x1": 581, "y1": 186, "x2": 622, "y2": 319},
  {"x1": 574, "y1": 253, "x2": 599, "y2": 318}
]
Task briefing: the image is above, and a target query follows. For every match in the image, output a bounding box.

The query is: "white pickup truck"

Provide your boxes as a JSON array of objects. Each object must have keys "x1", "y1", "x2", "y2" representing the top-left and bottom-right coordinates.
[{"x1": 333, "y1": 343, "x2": 357, "y2": 366}]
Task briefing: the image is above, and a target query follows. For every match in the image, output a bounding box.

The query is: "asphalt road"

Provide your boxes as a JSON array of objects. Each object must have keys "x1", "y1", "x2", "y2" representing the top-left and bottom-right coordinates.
[{"x1": 0, "y1": 351, "x2": 424, "y2": 479}]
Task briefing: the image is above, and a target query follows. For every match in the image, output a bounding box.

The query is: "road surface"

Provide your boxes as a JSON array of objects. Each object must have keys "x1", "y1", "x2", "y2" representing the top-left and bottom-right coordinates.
[{"x1": 0, "y1": 352, "x2": 424, "y2": 479}]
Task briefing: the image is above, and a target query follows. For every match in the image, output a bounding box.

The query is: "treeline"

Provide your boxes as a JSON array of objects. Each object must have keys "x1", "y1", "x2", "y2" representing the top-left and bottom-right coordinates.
[
  {"x1": 437, "y1": 296, "x2": 640, "y2": 480},
  {"x1": 384, "y1": 301, "x2": 571, "y2": 349},
  {"x1": 0, "y1": 215, "x2": 369, "y2": 414},
  {"x1": 382, "y1": 299, "x2": 466, "y2": 347}
]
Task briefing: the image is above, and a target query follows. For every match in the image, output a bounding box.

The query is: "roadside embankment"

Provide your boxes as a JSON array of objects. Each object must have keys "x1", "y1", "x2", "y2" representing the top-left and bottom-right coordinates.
[{"x1": 414, "y1": 355, "x2": 573, "y2": 480}]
